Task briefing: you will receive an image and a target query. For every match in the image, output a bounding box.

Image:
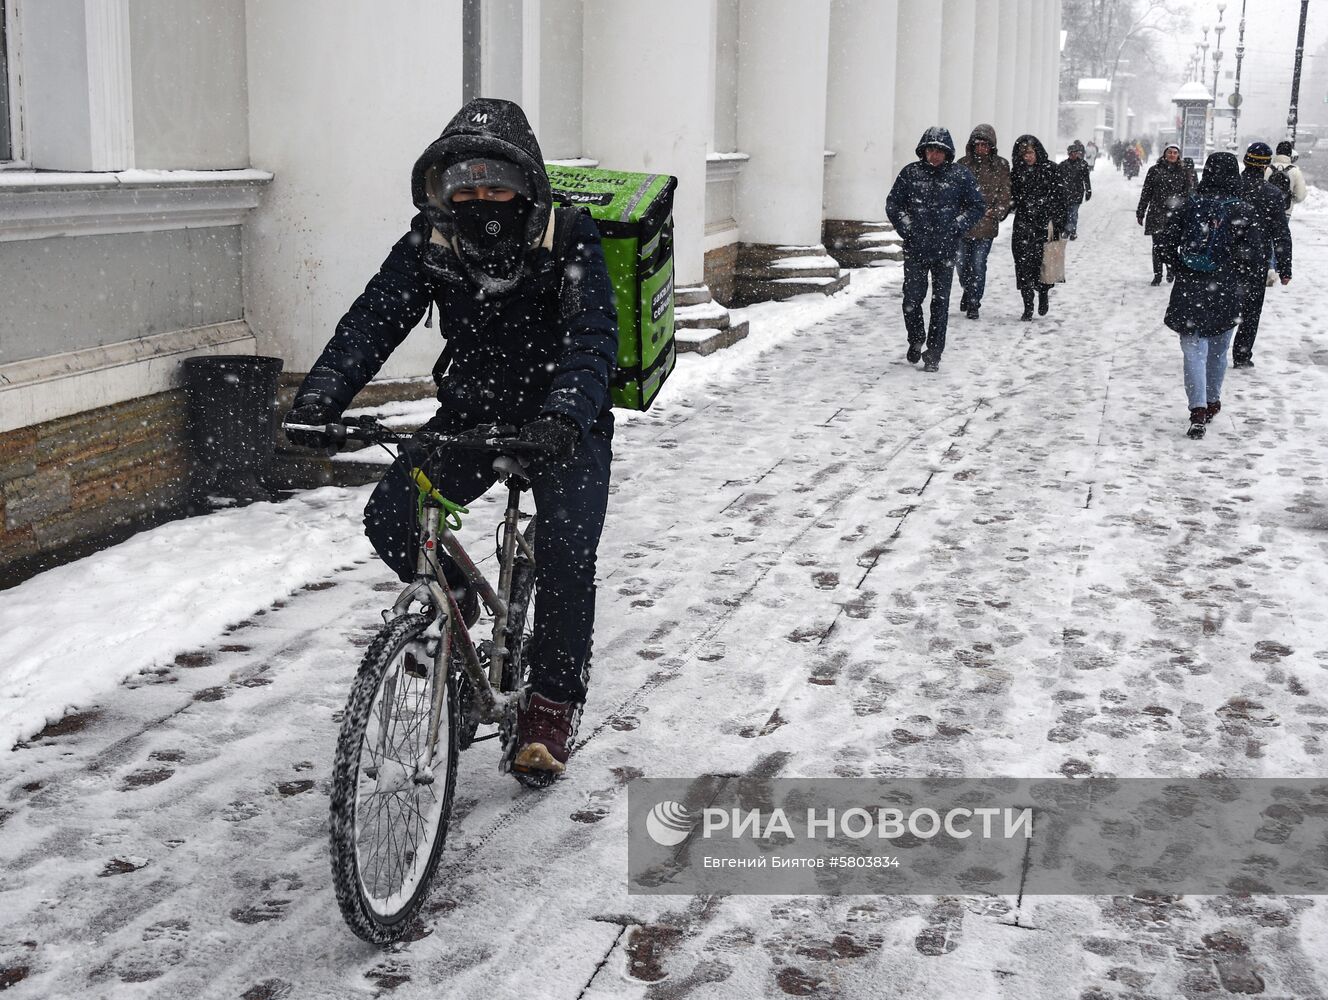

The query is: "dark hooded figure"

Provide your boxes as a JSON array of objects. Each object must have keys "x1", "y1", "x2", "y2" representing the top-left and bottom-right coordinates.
[
  {"x1": 884, "y1": 126, "x2": 986, "y2": 372},
  {"x1": 1056, "y1": 141, "x2": 1092, "y2": 239},
  {"x1": 1008, "y1": 134, "x2": 1068, "y2": 320},
  {"x1": 1137, "y1": 143, "x2": 1193, "y2": 284},
  {"x1": 284, "y1": 98, "x2": 619, "y2": 780},
  {"x1": 956, "y1": 123, "x2": 1012, "y2": 320},
  {"x1": 1162, "y1": 152, "x2": 1264, "y2": 438},
  {"x1": 1232, "y1": 141, "x2": 1294, "y2": 367}
]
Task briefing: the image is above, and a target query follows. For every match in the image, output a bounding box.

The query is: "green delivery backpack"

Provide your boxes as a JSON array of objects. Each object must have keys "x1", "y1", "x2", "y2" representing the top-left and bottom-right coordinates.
[{"x1": 546, "y1": 164, "x2": 678, "y2": 411}]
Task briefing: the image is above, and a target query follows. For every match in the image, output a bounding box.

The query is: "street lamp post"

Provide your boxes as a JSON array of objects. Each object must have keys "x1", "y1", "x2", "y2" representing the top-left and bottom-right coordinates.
[
  {"x1": 1210, "y1": 4, "x2": 1226, "y2": 148},
  {"x1": 1229, "y1": 0, "x2": 1247, "y2": 150},
  {"x1": 1288, "y1": 0, "x2": 1310, "y2": 144}
]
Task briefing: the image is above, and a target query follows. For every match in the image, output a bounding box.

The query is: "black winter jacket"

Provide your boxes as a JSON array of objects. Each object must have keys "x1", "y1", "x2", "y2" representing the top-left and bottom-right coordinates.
[
  {"x1": 1163, "y1": 153, "x2": 1264, "y2": 337},
  {"x1": 1240, "y1": 167, "x2": 1294, "y2": 282},
  {"x1": 1057, "y1": 156, "x2": 1092, "y2": 205},
  {"x1": 885, "y1": 127, "x2": 987, "y2": 263},
  {"x1": 1137, "y1": 157, "x2": 1192, "y2": 235},
  {"x1": 294, "y1": 100, "x2": 618, "y2": 438},
  {"x1": 1009, "y1": 135, "x2": 1068, "y2": 289}
]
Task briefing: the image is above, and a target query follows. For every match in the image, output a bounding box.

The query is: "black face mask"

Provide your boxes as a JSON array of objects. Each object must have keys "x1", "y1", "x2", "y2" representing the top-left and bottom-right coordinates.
[{"x1": 449, "y1": 197, "x2": 531, "y2": 281}]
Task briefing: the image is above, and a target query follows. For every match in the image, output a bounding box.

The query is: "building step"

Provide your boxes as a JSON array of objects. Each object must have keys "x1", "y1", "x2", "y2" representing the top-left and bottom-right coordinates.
[
  {"x1": 824, "y1": 219, "x2": 906, "y2": 269},
  {"x1": 676, "y1": 318, "x2": 751, "y2": 356},
  {"x1": 674, "y1": 284, "x2": 714, "y2": 308},
  {"x1": 731, "y1": 243, "x2": 852, "y2": 306}
]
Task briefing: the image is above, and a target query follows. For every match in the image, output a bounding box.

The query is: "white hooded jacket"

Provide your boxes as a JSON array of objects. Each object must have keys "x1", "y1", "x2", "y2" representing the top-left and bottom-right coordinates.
[{"x1": 1265, "y1": 154, "x2": 1308, "y2": 213}]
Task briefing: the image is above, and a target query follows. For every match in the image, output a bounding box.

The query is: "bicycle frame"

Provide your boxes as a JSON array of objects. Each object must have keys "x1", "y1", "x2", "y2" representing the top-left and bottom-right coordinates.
[{"x1": 386, "y1": 460, "x2": 536, "y2": 767}]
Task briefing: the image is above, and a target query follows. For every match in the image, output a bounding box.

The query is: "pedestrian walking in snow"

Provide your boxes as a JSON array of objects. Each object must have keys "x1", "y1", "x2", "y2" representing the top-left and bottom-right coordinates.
[
  {"x1": 1137, "y1": 143, "x2": 1192, "y2": 285},
  {"x1": 885, "y1": 126, "x2": 986, "y2": 372},
  {"x1": 1085, "y1": 140, "x2": 1100, "y2": 169},
  {"x1": 284, "y1": 98, "x2": 617, "y2": 779},
  {"x1": 1122, "y1": 143, "x2": 1142, "y2": 181},
  {"x1": 1163, "y1": 152, "x2": 1265, "y2": 439},
  {"x1": 1008, "y1": 134, "x2": 1069, "y2": 321},
  {"x1": 1266, "y1": 140, "x2": 1308, "y2": 214},
  {"x1": 956, "y1": 124, "x2": 1012, "y2": 320},
  {"x1": 1232, "y1": 142, "x2": 1294, "y2": 368},
  {"x1": 1057, "y1": 141, "x2": 1093, "y2": 240}
]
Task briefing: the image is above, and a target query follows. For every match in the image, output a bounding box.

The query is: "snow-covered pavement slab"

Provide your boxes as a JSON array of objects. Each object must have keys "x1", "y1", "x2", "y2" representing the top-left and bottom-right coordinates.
[{"x1": 2, "y1": 166, "x2": 1328, "y2": 999}]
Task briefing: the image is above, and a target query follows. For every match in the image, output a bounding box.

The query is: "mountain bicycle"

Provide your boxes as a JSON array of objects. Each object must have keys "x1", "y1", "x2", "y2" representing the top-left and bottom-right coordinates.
[{"x1": 282, "y1": 414, "x2": 554, "y2": 944}]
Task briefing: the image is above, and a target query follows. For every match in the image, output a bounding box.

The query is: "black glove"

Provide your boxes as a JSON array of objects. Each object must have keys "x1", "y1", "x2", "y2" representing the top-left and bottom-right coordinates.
[
  {"x1": 519, "y1": 415, "x2": 580, "y2": 463},
  {"x1": 283, "y1": 401, "x2": 343, "y2": 450},
  {"x1": 1084, "y1": 191, "x2": 1092, "y2": 202}
]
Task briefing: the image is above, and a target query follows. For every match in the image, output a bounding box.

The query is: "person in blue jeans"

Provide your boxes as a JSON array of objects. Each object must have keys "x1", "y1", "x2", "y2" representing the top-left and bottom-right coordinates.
[
  {"x1": 956, "y1": 124, "x2": 1011, "y2": 320},
  {"x1": 1162, "y1": 152, "x2": 1265, "y2": 439},
  {"x1": 886, "y1": 127, "x2": 986, "y2": 372}
]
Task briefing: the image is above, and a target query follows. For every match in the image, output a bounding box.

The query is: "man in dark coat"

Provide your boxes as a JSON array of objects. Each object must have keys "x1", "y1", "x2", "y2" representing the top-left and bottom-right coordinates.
[
  {"x1": 284, "y1": 98, "x2": 619, "y2": 779},
  {"x1": 1008, "y1": 134, "x2": 1068, "y2": 320},
  {"x1": 1137, "y1": 143, "x2": 1192, "y2": 284},
  {"x1": 1056, "y1": 141, "x2": 1092, "y2": 240},
  {"x1": 1232, "y1": 142, "x2": 1294, "y2": 367},
  {"x1": 1163, "y1": 152, "x2": 1264, "y2": 438},
  {"x1": 885, "y1": 126, "x2": 986, "y2": 372},
  {"x1": 956, "y1": 124, "x2": 1011, "y2": 320}
]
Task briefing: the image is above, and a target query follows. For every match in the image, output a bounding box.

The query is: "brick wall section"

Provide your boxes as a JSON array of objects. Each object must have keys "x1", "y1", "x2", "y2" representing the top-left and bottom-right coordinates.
[
  {"x1": 1, "y1": 391, "x2": 192, "y2": 584},
  {"x1": 704, "y1": 243, "x2": 739, "y2": 307},
  {"x1": 0, "y1": 373, "x2": 434, "y2": 588}
]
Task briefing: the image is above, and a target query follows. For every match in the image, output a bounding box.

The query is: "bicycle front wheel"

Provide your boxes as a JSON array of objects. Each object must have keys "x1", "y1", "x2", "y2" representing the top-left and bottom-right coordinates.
[{"x1": 329, "y1": 613, "x2": 458, "y2": 943}]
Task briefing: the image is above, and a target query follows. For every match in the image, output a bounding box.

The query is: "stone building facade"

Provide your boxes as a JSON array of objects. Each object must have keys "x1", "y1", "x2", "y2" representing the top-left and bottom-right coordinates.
[{"x1": 0, "y1": 0, "x2": 1062, "y2": 583}]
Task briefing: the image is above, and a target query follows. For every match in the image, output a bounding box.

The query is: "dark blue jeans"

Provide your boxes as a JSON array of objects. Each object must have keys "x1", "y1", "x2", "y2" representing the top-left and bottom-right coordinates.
[
  {"x1": 364, "y1": 414, "x2": 613, "y2": 704},
  {"x1": 1065, "y1": 202, "x2": 1081, "y2": 238},
  {"x1": 902, "y1": 256, "x2": 955, "y2": 361},
  {"x1": 956, "y1": 238, "x2": 993, "y2": 306}
]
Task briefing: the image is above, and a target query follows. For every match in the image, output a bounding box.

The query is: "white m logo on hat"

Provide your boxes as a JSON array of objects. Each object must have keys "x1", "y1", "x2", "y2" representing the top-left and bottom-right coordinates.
[{"x1": 471, "y1": 112, "x2": 490, "y2": 124}]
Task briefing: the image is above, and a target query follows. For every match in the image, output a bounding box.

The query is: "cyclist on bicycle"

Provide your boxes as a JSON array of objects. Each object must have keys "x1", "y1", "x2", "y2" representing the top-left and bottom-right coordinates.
[{"x1": 285, "y1": 98, "x2": 617, "y2": 780}]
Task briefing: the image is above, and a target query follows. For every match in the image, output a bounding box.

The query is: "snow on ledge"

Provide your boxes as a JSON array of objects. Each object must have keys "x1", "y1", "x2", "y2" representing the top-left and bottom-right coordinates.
[{"x1": 0, "y1": 167, "x2": 274, "y2": 189}]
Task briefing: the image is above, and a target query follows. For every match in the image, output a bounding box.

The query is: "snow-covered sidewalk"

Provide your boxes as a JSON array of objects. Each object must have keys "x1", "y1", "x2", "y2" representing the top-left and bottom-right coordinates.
[{"x1": 1, "y1": 164, "x2": 1327, "y2": 998}]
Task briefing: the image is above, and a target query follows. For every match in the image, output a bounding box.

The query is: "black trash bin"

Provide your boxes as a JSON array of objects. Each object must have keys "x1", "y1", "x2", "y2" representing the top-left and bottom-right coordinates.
[{"x1": 182, "y1": 354, "x2": 284, "y2": 503}]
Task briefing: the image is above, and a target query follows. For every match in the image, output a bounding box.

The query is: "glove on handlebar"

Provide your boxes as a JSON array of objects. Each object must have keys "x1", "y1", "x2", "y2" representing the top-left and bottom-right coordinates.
[
  {"x1": 284, "y1": 401, "x2": 344, "y2": 450},
  {"x1": 518, "y1": 415, "x2": 580, "y2": 463}
]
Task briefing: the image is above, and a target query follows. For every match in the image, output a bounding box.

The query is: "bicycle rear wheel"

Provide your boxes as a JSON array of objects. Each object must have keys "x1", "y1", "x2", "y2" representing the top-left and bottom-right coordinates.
[{"x1": 329, "y1": 613, "x2": 458, "y2": 943}]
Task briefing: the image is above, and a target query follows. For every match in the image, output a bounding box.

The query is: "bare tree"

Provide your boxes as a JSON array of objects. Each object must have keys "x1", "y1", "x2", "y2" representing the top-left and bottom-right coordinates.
[{"x1": 1060, "y1": 0, "x2": 1190, "y2": 99}]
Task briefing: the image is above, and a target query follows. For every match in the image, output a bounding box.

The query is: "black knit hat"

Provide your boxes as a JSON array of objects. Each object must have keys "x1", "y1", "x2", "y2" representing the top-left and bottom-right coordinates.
[
  {"x1": 1276, "y1": 140, "x2": 1295, "y2": 157},
  {"x1": 1244, "y1": 141, "x2": 1273, "y2": 167}
]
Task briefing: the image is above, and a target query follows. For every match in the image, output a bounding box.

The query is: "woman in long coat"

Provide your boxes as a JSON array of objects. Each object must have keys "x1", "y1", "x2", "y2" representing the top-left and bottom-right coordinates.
[
  {"x1": 1137, "y1": 143, "x2": 1194, "y2": 284},
  {"x1": 1162, "y1": 151, "x2": 1263, "y2": 439},
  {"x1": 1009, "y1": 134, "x2": 1069, "y2": 320}
]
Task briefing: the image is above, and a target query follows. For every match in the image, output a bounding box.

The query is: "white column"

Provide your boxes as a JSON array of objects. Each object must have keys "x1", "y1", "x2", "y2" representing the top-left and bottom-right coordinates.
[
  {"x1": 939, "y1": 0, "x2": 977, "y2": 141},
  {"x1": 824, "y1": 0, "x2": 898, "y2": 221},
  {"x1": 994, "y1": 0, "x2": 1019, "y2": 157},
  {"x1": 1014, "y1": 0, "x2": 1033, "y2": 142},
  {"x1": 1048, "y1": 0, "x2": 1064, "y2": 145},
  {"x1": 582, "y1": 0, "x2": 713, "y2": 285},
  {"x1": 893, "y1": 0, "x2": 944, "y2": 174},
  {"x1": 1029, "y1": 0, "x2": 1047, "y2": 144},
  {"x1": 734, "y1": 0, "x2": 832, "y2": 246},
  {"x1": 971, "y1": 0, "x2": 1001, "y2": 131},
  {"x1": 86, "y1": 0, "x2": 135, "y2": 170}
]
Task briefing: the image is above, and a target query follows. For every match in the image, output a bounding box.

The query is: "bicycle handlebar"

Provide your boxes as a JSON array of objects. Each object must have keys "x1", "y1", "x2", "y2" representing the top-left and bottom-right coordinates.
[{"x1": 282, "y1": 415, "x2": 558, "y2": 457}]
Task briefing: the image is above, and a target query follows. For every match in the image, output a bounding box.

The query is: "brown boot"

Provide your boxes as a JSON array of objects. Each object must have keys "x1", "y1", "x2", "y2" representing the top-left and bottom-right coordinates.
[
  {"x1": 1205, "y1": 399, "x2": 1221, "y2": 422},
  {"x1": 513, "y1": 692, "x2": 578, "y2": 779},
  {"x1": 1186, "y1": 407, "x2": 1208, "y2": 439}
]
